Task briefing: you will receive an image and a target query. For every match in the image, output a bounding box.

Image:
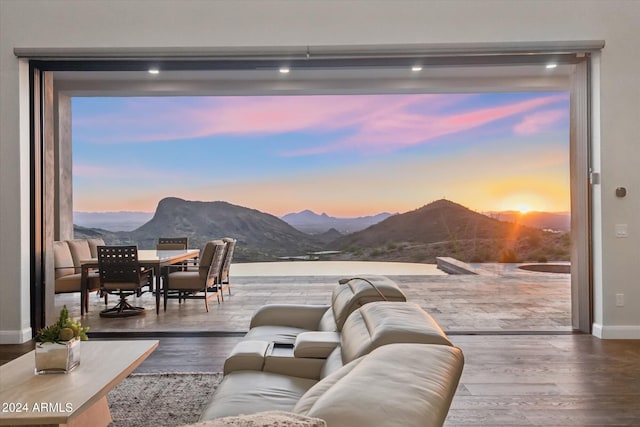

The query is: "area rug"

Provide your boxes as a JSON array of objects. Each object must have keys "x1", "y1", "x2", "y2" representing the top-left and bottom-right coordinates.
[{"x1": 107, "y1": 372, "x2": 222, "y2": 427}]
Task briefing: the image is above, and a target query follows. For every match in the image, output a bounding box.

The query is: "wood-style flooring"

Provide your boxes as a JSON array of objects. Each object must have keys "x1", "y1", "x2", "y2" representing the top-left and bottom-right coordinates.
[
  {"x1": 3, "y1": 335, "x2": 640, "y2": 426},
  {"x1": 4, "y1": 269, "x2": 633, "y2": 425},
  {"x1": 55, "y1": 269, "x2": 572, "y2": 334}
]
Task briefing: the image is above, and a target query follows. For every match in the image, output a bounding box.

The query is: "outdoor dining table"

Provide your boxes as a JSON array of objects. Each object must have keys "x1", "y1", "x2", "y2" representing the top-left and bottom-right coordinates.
[{"x1": 80, "y1": 249, "x2": 200, "y2": 315}]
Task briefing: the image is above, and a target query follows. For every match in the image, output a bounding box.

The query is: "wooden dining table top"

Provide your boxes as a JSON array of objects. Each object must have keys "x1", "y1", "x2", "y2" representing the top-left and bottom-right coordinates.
[{"x1": 80, "y1": 248, "x2": 200, "y2": 267}]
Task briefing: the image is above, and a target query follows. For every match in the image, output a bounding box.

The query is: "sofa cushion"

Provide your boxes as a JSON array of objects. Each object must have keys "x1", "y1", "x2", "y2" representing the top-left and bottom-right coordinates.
[
  {"x1": 55, "y1": 272, "x2": 100, "y2": 293},
  {"x1": 331, "y1": 276, "x2": 406, "y2": 331},
  {"x1": 53, "y1": 241, "x2": 75, "y2": 279},
  {"x1": 294, "y1": 332, "x2": 340, "y2": 359},
  {"x1": 198, "y1": 240, "x2": 224, "y2": 280},
  {"x1": 55, "y1": 274, "x2": 83, "y2": 293},
  {"x1": 199, "y1": 371, "x2": 318, "y2": 421},
  {"x1": 316, "y1": 309, "x2": 337, "y2": 332},
  {"x1": 294, "y1": 344, "x2": 464, "y2": 427},
  {"x1": 339, "y1": 302, "x2": 452, "y2": 366},
  {"x1": 87, "y1": 238, "x2": 105, "y2": 258},
  {"x1": 67, "y1": 239, "x2": 92, "y2": 268}
]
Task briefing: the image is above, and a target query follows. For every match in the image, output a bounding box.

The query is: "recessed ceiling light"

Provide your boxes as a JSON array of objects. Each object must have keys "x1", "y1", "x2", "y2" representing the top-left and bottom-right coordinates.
[
  {"x1": 148, "y1": 68, "x2": 160, "y2": 75},
  {"x1": 279, "y1": 67, "x2": 290, "y2": 74},
  {"x1": 545, "y1": 63, "x2": 558, "y2": 69},
  {"x1": 411, "y1": 65, "x2": 423, "y2": 72}
]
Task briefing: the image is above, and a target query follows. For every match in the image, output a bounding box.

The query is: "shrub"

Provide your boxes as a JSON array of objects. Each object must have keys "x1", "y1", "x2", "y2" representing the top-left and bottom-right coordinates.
[
  {"x1": 499, "y1": 248, "x2": 519, "y2": 263},
  {"x1": 370, "y1": 248, "x2": 384, "y2": 257}
]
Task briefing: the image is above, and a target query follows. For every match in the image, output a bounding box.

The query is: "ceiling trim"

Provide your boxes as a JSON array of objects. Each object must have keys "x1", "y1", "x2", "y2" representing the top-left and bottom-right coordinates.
[
  {"x1": 24, "y1": 42, "x2": 590, "y2": 97},
  {"x1": 15, "y1": 40, "x2": 604, "y2": 61}
]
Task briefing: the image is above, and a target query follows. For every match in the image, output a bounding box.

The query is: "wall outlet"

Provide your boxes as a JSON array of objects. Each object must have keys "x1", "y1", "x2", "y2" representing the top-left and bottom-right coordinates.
[
  {"x1": 616, "y1": 293, "x2": 624, "y2": 307},
  {"x1": 615, "y1": 224, "x2": 629, "y2": 238}
]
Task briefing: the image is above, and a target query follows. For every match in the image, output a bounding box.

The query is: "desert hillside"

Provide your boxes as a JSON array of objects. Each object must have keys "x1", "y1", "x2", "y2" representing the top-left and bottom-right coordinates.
[{"x1": 74, "y1": 198, "x2": 570, "y2": 263}]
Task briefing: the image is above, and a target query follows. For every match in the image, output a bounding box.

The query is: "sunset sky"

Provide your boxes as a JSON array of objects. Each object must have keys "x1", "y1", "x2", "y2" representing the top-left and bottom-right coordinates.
[{"x1": 72, "y1": 92, "x2": 570, "y2": 217}]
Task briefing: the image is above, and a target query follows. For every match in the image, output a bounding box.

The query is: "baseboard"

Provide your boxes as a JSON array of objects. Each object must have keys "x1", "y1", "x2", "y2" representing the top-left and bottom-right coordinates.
[
  {"x1": 592, "y1": 323, "x2": 640, "y2": 339},
  {"x1": 0, "y1": 327, "x2": 32, "y2": 344}
]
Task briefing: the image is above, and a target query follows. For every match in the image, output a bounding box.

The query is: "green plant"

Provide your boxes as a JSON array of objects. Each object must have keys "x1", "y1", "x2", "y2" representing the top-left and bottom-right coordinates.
[{"x1": 35, "y1": 305, "x2": 89, "y2": 343}]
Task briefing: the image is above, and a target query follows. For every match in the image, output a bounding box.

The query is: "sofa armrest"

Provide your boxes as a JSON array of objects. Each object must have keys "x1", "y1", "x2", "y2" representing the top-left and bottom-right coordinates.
[
  {"x1": 294, "y1": 332, "x2": 340, "y2": 359},
  {"x1": 224, "y1": 340, "x2": 270, "y2": 375},
  {"x1": 249, "y1": 305, "x2": 330, "y2": 330}
]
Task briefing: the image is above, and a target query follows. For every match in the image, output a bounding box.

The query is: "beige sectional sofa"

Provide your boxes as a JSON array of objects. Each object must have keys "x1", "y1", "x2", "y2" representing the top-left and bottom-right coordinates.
[
  {"x1": 244, "y1": 275, "x2": 407, "y2": 344},
  {"x1": 53, "y1": 238, "x2": 105, "y2": 311},
  {"x1": 199, "y1": 301, "x2": 464, "y2": 427}
]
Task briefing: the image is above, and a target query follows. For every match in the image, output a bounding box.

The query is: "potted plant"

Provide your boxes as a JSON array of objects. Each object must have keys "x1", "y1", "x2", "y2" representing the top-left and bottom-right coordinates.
[{"x1": 34, "y1": 305, "x2": 89, "y2": 374}]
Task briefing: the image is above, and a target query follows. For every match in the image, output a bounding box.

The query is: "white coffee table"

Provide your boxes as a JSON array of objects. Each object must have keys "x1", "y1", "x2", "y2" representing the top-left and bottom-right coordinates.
[{"x1": 0, "y1": 340, "x2": 158, "y2": 426}]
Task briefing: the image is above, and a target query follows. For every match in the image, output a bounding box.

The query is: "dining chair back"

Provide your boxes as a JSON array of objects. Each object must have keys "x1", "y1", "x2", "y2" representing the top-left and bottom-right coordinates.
[
  {"x1": 219, "y1": 237, "x2": 237, "y2": 300},
  {"x1": 157, "y1": 237, "x2": 189, "y2": 250},
  {"x1": 97, "y1": 245, "x2": 151, "y2": 317}
]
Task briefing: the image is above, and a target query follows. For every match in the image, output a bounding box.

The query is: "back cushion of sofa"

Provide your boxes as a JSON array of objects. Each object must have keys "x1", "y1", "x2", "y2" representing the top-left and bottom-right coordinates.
[
  {"x1": 87, "y1": 238, "x2": 105, "y2": 258},
  {"x1": 339, "y1": 302, "x2": 452, "y2": 365},
  {"x1": 67, "y1": 239, "x2": 92, "y2": 268},
  {"x1": 296, "y1": 355, "x2": 363, "y2": 412},
  {"x1": 318, "y1": 346, "x2": 344, "y2": 379},
  {"x1": 317, "y1": 309, "x2": 337, "y2": 332},
  {"x1": 294, "y1": 344, "x2": 464, "y2": 427},
  {"x1": 53, "y1": 241, "x2": 75, "y2": 278},
  {"x1": 330, "y1": 276, "x2": 406, "y2": 331}
]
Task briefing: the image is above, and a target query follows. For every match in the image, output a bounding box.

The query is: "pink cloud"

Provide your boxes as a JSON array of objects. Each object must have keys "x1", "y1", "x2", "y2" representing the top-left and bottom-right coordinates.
[
  {"x1": 513, "y1": 109, "x2": 567, "y2": 135},
  {"x1": 74, "y1": 95, "x2": 453, "y2": 144},
  {"x1": 188, "y1": 94, "x2": 453, "y2": 138},
  {"x1": 74, "y1": 93, "x2": 567, "y2": 157},
  {"x1": 287, "y1": 94, "x2": 567, "y2": 156}
]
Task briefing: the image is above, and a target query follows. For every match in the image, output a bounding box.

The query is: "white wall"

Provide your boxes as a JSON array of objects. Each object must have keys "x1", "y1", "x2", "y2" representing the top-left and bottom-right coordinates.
[{"x1": 1, "y1": 0, "x2": 639, "y2": 341}]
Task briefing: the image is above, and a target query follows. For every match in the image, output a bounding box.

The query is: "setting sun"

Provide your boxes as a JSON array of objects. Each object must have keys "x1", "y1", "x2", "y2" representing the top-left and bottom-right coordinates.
[{"x1": 516, "y1": 204, "x2": 532, "y2": 214}]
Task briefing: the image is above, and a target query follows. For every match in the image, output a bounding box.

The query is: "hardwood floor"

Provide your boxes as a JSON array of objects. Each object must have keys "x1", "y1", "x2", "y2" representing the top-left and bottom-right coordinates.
[
  {"x1": 3, "y1": 334, "x2": 640, "y2": 426},
  {"x1": 55, "y1": 270, "x2": 572, "y2": 334},
  {"x1": 1, "y1": 267, "x2": 629, "y2": 425},
  {"x1": 446, "y1": 335, "x2": 640, "y2": 426}
]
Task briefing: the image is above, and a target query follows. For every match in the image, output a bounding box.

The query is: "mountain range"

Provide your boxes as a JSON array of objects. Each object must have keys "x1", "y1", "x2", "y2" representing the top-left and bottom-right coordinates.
[
  {"x1": 74, "y1": 208, "x2": 395, "y2": 234},
  {"x1": 73, "y1": 197, "x2": 570, "y2": 263},
  {"x1": 281, "y1": 210, "x2": 394, "y2": 234},
  {"x1": 73, "y1": 211, "x2": 154, "y2": 231},
  {"x1": 331, "y1": 199, "x2": 569, "y2": 263}
]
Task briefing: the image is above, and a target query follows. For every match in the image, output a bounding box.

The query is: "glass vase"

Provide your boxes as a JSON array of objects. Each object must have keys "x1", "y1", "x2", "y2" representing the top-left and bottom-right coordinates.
[{"x1": 34, "y1": 338, "x2": 81, "y2": 374}]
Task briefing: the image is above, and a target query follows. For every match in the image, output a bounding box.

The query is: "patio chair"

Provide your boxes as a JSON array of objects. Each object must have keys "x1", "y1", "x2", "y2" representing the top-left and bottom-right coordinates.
[
  {"x1": 163, "y1": 240, "x2": 226, "y2": 312},
  {"x1": 219, "y1": 237, "x2": 237, "y2": 301},
  {"x1": 156, "y1": 236, "x2": 189, "y2": 250},
  {"x1": 97, "y1": 245, "x2": 152, "y2": 318},
  {"x1": 157, "y1": 237, "x2": 195, "y2": 270}
]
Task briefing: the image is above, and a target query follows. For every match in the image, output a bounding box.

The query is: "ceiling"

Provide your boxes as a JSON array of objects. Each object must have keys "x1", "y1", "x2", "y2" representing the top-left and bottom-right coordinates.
[
  {"x1": 26, "y1": 41, "x2": 596, "y2": 97},
  {"x1": 53, "y1": 63, "x2": 575, "y2": 97}
]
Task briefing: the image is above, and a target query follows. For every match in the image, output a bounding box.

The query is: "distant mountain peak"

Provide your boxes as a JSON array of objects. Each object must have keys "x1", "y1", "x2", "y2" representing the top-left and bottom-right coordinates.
[
  {"x1": 281, "y1": 209, "x2": 393, "y2": 234},
  {"x1": 157, "y1": 196, "x2": 187, "y2": 206},
  {"x1": 419, "y1": 199, "x2": 468, "y2": 210}
]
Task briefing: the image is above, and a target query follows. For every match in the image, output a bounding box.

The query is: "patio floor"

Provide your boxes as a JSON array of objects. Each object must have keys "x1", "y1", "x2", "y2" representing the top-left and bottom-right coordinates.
[{"x1": 55, "y1": 261, "x2": 572, "y2": 334}]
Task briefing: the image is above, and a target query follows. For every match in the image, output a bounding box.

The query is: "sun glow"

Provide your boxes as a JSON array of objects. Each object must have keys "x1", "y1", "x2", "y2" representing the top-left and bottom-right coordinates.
[{"x1": 516, "y1": 204, "x2": 532, "y2": 214}]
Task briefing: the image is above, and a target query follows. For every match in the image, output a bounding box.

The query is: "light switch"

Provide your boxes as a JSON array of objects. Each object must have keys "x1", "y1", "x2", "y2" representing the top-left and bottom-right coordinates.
[{"x1": 615, "y1": 224, "x2": 628, "y2": 238}]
